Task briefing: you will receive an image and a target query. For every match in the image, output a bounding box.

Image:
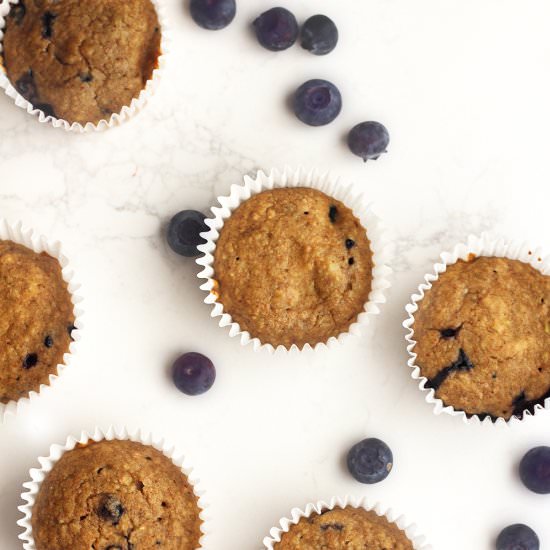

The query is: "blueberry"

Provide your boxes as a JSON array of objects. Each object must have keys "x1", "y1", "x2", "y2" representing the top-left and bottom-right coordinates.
[
  {"x1": 190, "y1": 0, "x2": 236, "y2": 31},
  {"x1": 22, "y1": 353, "x2": 38, "y2": 369},
  {"x1": 328, "y1": 205, "x2": 338, "y2": 222},
  {"x1": 9, "y1": 1, "x2": 26, "y2": 25},
  {"x1": 41, "y1": 11, "x2": 56, "y2": 39},
  {"x1": 253, "y1": 7, "x2": 298, "y2": 51},
  {"x1": 293, "y1": 79, "x2": 342, "y2": 127},
  {"x1": 44, "y1": 335, "x2": 54, "y2": 348},
  {"x1": 301, "y1": 15, "x2": 338, "y2": 55},
  {"x1": 98, "y1": 495, "x2": 124, "y2": 524},
  {"x1": 496, "y1": 524, "x2": 539, "y2": 550},
  {"x1": 167, "y1": 210, "x2": 208, "y2": 257},
  {"x1": 347, "y1": 121, "x2": 390, "y2": 162},
  {"x1": 345, "y1": 239, "x2": 355, "y2": 249},
  {"x1": 519, "y1": 446, "x2": 550, "y2": 494},
  {"x1": 347, "y1": 438, "x2": 393, "y2": 484},
  {"x1": 172, "y1": 352, "x2": 216, "y2": 396}
]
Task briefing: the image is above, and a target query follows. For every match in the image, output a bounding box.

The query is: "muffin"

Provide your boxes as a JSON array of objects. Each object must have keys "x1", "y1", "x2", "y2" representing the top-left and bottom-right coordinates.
[
  {"x1": 0, "y1": 240, "x2": 74, "y2": 404},
  {"x1": 274, "y1": 507, "x2": 413, "y2": 549},
  {"x1": 31, "y1": 439, "x2": 202, "y2": 550},
  {"x1": 413, "y1": 256, "x2": 550, "y2": 420},
  {"x1": 213, "y1": 187, "x2": 373, "y2": 348},
  {"x1": 2, "y1": 0, "x2": 161, "y2": 125}
]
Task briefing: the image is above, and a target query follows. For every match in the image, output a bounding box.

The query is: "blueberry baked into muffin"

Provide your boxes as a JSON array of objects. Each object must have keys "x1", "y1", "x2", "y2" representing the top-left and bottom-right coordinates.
[
  {"x1": 213, "y1": 187, "x2": 373, "y2": 348},
  {"x1": 413, "y1": 256, "x2": 550, "y2": 420},
  {"x1": 32, "y1": 440, "x2": 202, "y2": 550},
  {"x1": 274, "y1": 507, "x2": 413, "y2": 549},
  {"x1": 2, "y1": 0, "x2": 161, "y2": 124},
  {"x1": 0, "y1": 240, "x2": 74, "y2": 404}
]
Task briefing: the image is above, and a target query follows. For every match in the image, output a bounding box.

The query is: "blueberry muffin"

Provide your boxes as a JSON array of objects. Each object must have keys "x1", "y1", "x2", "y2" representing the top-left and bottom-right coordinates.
[
  {"x1": 213, "y1": 187, "x2": 374, "y2": 348},
  {"x1": 0, "y1": 240, "x2": 75, "y2": 404},
  {"x1": 274, "y1": 507, "x2": 413, "y2": 549},
  {"x1": 32, "y1": 439, "x2": 202, "y2": 550},
  {"x1": 413, "y1": 256, "x2": 550, "y2": 420},
  {"x1": 2, "y1": 0, "x2": 161, "y2": 124}
]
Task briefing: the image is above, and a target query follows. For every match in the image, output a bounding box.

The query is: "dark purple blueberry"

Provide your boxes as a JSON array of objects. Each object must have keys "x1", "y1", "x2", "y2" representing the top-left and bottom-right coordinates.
[
  {"x1": 9, "y1": 1, "x2": 26, "y2": 25},
  {"x1": 347, "y1": 121, "x2": 390, "y2": 162},
  {"x1": 519, "y1": 446, "x2": 550, "y2": 494},
  {"x1": 347, "y1": 437, "x2": 393, "y2": 484},
  {"x1": 44, "y1": 335, "x2": 54, "y2": 348},
  {"x1": 440, "y1": 327, "x2": 460, "y2": 339},
  {"x1": 328, "y1": 205, "x2": 338, "y2": 222},
  {"x1": 41, "y1": 11, "x2": 56, "y2": 38},
  {"x1": 496, "y1": 524, "x2": 539, "y2": 550},
  {"x1": 167, "y1": 210, "x2": 208, "y2": 257},
  {"x1": 190, "y1": 0, "x2": 236, "y2": 31},
  {"x1": 293, "y1": 79, "x2": 342, "y2": 127},
  {"x1": 80, "y1": 73, "x2": 93, "y2": 83},
  {"x1": 300, "y1": 14, "x2": 338, "y2": 55},
  {"x1": 345, "y1": 239, "x2": 355, "y2": 249},
  {"x1": 15, "y1": 69, "x2": 38, "y2": 104},
  {"x1": 172, "y1": 352, "x2": 216, "y2": 396},
  {"x1": 22, "y1": 353, "x2": 38, "y2": 369},
  {"x1": 98, "y1": 495, "x2": 124, "y2": 524},
  {"x1": 253, "y1": 7, "x2": 298, "y2": 51}
]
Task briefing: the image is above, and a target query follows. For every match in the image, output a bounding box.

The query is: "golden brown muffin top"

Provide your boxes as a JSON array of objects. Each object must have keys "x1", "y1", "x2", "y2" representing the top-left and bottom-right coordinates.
[
  {"x1": 32, "y1": 439, "x2": 202, "y2": 550},
  {"x1": 0, "y1": 240, "x2": 74, "y2": 404},
  {"x1": 3, "y1": 0, "x2": 161, "y2": 124},
  {"x1": 274, "y1": 507, "x2": 413, "y2": 550},
  {"x1": 413, "y1": 256, "x2": 550, "y2": 420},
  {"x1": 213, "y1": 187, "x2": 373, "y2": 348}
]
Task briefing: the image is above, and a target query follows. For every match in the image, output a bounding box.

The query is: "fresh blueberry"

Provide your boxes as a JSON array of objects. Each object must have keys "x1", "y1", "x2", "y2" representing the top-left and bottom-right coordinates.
[
  {"x1": 172, "y1": 352, "x2": 216, "y2": 396},
  {"x1": 167, "y1": 210, "x2": 208, "y2": 257},
  {"x1": 347, "y1": 121, "x2": 390, "y2": 162},
  {"x1": 190, "y1": 0, "x2": 236, "y2": 31},
  {"x1": 253, "y1": 7, "x2": 298, "y2": 51},
  {"x1": 300, "y1": 14, "x2": 338, "y2": 55},
  {"x1": 496, "y1": 524, "x2": 539, "y2": 550},
  {"x1": 347, "y1": 438, "x2": 393, "y2": 484},
  {"x1": 519, "y1": 446, "x2": 550, "y2": 494},
  {"x1": 293, "y1": 79, "x2": 342, "y2": 127}
]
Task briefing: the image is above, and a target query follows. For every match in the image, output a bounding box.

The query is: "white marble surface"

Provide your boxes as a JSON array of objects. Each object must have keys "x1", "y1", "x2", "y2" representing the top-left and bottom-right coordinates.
[{"x1": 0, "y1": 0, "x2": 549, "y2": 548}]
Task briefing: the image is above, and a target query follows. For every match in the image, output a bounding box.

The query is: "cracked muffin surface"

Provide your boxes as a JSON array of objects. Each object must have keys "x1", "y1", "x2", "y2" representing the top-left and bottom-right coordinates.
[
  {"x1": 32, "y1": 440, "x2": 202, "y2": 550},
  {"x1": 213, "y1": 187, "x2": 373, "y2": 348},
  {"x1": 274, "y1": 507, "x2": 413, "y2": 549},
  {"x1": 413, "y1": 256, "x2": 550, "y2": 420},
  {"x1": 2, "y1": 0, "x2": 161, "y2": 124},
  {"x1": 0, "y1": 240, "x2": 74, "y2": 404}
]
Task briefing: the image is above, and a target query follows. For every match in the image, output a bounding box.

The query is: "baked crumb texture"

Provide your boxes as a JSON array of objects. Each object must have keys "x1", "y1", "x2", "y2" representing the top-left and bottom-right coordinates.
[
  {"x1": 413, "y1": 256, "x2": 550, "y2": 420},
  {"x1": 0, "y1": 240, "x2": 74, "y2": 404},
  {"x1": 32, "y1": 440, "x2": 202, "y2": 550},
  {"x1": 213, "y1": 187, "x2": 373, "y2": 348},
  {"x1": 3, "y1": 0, "x2": 161, "y2": 124},
  {"x1": 274, "y1": 507, "x2": 413, "y2": 550}
]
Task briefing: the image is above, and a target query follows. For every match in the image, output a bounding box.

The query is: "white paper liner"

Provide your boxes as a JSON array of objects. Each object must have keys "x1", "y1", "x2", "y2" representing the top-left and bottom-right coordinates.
[
  {"x1": 0, "y1": 0, "x2": 169, "y2": 132},
  {"x1": 404, "y1": 233, "x2": 550, "y2": 426},
  {"x1": 0, "y1": 219, "x2": 83, "y2": 423},
  {"x1": 263, "y1": 495, "x2": 431, "y2": 549},
  {"x1": 196, "y1": 167, "x2": 392, "y2": 353},
  {"x1": 18, "y1": 426, "x2": 209, "y2": 550}
]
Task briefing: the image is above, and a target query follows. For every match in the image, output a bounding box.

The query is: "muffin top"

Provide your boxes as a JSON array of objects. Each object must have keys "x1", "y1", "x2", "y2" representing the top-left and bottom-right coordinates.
[
  {"x1": 413, "y1": 256, "x2": 550, "y2": 420},
  {"x1": 2, "y1": 0, "x2": 161, "y2": 124},
  {"x1": 213, "y1": 187, "x2": 373, "y2": 348},
  {"x1": 274, "y1": 507, "x2": 413, "y2": 550},
  {"x1": 0, "y1": 240, "x2": 74, "y2": 404},
  {"x1": 32, "y1": 439, "x2": 202, "y2": 550}
]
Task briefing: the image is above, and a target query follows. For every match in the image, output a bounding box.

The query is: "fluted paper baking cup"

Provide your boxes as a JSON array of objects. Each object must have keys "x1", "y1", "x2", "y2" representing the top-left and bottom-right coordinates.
[
  {"x1": 196, "y1": 167, "x2": 392, "y2": 353},
  {"x1": 404, "y1": 233, "x2": 550, "y2": 426},
  {"x1": 0, "y1": 0, "x2": 168, "y2": 132},
  {"x1": 0, "y1": 219, "x2": 83, "y2": 423},
  {"x1": 263, "y1": 495, "x2": 431, "y2": 549},
  {"x1": 18, "y1": 426, "x2": 209, "y2": 549}
]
